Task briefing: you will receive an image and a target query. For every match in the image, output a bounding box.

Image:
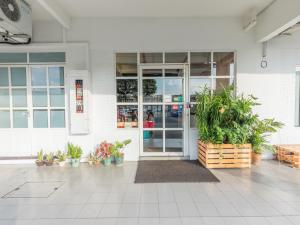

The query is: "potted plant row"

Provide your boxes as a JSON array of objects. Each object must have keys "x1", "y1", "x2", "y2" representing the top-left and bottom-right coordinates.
[
  {"x1": 195, "y1": 86, "x2": 283, "y2": 168},
  {"x1": 35, "y1": 150, "x2": 68, "y2": 167}
]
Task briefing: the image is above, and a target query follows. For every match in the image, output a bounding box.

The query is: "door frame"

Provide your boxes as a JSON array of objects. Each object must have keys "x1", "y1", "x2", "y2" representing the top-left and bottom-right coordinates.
[{"x1": 138, "y1": 64, "x2": 189, "y2": 157}]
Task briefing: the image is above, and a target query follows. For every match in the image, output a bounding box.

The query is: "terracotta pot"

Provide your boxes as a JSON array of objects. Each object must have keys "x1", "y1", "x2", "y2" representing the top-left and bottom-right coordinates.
[
  {"x1": 45, "y1": 161, "x2": 54, "y2": 166},
  {"x1": 251, "y1": 152, "x2": 262, "y2": 165},
  {"x1": 35, "y1": 161, "x2": 44, "y2": 166}
]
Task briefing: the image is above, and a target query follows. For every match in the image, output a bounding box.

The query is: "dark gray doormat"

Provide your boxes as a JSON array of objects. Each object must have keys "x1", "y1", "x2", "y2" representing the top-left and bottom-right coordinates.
[{"x1": 135, "y1": 160, "x2": 220, "y2": 183}]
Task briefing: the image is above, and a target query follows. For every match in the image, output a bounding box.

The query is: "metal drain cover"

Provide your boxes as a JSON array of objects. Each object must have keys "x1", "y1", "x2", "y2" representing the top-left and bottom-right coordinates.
[{"x1": 2, "y1": 181, "x2": 64, "y2": 198}]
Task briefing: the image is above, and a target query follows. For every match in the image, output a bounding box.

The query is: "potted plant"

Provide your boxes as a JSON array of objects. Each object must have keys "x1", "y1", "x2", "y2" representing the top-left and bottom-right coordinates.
[
  {"x1": 111, "y1": 139, "x2": 131, "y2": 166},
  {"x1": 87, "y1": 153, "x2": 94, "y2": 165},
  {"x1": 195, "y1": 86, "x2": 283, "y2": 168},
  {"x1": 36, "y1": 149, "x2": 44, "y2": 166},
  {"x1": 249, "y1": 118, "x2": 283, "y2": 165},
  {"x1": 45, "y1": 152, "x2": 54, "y2": 166},
  {"x1": 67, "y1": 143, "x2": 83, "y2": 167},
  {"x1": 56, "y1": 150, "x2": 67, "y2": 167},
  {"x1": 95, "y1": 141, "x2": 112, "y2": 166}
]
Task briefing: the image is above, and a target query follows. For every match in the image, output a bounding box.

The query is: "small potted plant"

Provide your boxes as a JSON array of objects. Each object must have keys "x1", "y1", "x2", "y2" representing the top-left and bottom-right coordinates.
[
  {"x1": 67, "y1": 142, "x2": 83, "y2": 167},
  {"x1": 111, "y1": 139, "x2": 131, "y2": 166},
  {"x1": 87, "y1": 153, "x2": 94, "y2": 166},
  {"x1": 95, "y1": 141, "x2": 112, "y2": 166},
  {"x1": 56, "y1": 150, "x2": 67, "y2": 167},
  {"x1": 36, "y1": 149, "x2": 44, "y2": 166},
  {"x1": 45, "y1": 152, "x2": 54, "y2": 166}
]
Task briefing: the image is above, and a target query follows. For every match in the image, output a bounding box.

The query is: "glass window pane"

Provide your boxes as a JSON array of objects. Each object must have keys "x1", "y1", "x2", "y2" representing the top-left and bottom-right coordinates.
[
  {"x1": 190, "y1": 104, "x2": 197, "y2": 128},
  {"x1": 165, "y1": 131, "x2": 183, "y2": 152},
  {"x1": 29, "y1": 52, "x2": 66, "y2": 63},
  {"x1": 143, "y1": 130, "x2": 163, "y2": 152},
  {"x1": 50, "y1": 88, "x2": 65, "y2": 107},
  {"x1": 31, "y1": 67, "x2": 47, "y2": 86},
  {"x1": 165, "y1": 52, "x2": 188, "y2": 63},
  {"x1": 12, "y1": 89, "x2": 27, "y2": 107},
  {"x1": 33, "y1": 110, "x2": 48, "y2": 128},
  {"x1": 0, "y1": 110, "x2": 10, "y2": 128},
  {"x1": 0, "y1": 68, "x2": 9, "y2": 87},
  {"x1": 116, "y1": 79, "x2": 138, "y2": 103},
  {"x1": 32, "y1": 88, "x2": 48, "y2": 107},
  {"x1": 190, "y1": 52, "x2": 211, "y2": 76},
  {"x1": 0, "y1": 89, "x2": 9, "y2": 107},
  {"x1": 49, "y1": 67, "x2": 64, "y2": 86},
  {"x1": 13, "y1": 110, "x2": 28, "y2": 128},
  {"x1": 117, "y1": 105, "x2": 138, "y2": 128},
  {"x1": 165, "y1": 104, "x2": 183, "y2": 128},
  {"x1": 50, "y1": 109, "x2": 65, "y2": 128},
  {"x1": 11, "y1": 67, "x2": 26, "y2": 86},
  {"x1": 116, "y1": 53, "x2": 137, "y2": 77},
  {"x1": 143, "y1": 79, "x2": 163, "y2": 102},
  {"x1": 190, "y1": 78, "x2": 211, "y2": 102},
  {"x1": 164, "y1": 79, "x2": 183, "y2": 103},
  {"x1": 140, "y1": 53, "x2": 163, "y2": 63},
  {"x1": 0, "y1": 53, "x2": 27, "y2": 63},
  {"x1": 142, "y1": 69, "x2": 162, "y2": 77},
  {"x1": 214, "y1": 78, "x2": 234, "y2": 92},
  {"x1": 143, "y1": 105, "x2": 163, "y2": 128},
  {"x1": 213, "y1": 52, "x2": 235, "y2": 76},
  {"x1": 165, "y1": 69, "x2": 184, "y2": 77}
]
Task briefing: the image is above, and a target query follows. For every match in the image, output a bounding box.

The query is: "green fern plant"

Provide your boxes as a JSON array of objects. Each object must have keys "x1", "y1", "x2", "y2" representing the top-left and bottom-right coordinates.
[{"x1": 67, "y1": 143, "x2": 83, "y2": 159}]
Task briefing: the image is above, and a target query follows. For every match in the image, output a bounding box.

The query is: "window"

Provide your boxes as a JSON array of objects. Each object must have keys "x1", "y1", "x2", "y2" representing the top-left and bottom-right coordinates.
[
  {"x1": 116, "y1": 53, "x2": 138, "y2": 128},
  {"x1": 296, "y1": 70, "x2": 300, "y2": 126}
]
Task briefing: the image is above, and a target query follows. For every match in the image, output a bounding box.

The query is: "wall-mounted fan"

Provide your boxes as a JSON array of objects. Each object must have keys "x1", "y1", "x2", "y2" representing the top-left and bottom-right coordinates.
[{"x1": 0, "y1": 0, "x2": 21, "y2": 22}]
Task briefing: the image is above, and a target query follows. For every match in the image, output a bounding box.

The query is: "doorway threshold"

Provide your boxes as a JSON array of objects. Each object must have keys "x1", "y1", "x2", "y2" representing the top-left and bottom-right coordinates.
[{"x1": 139, "y1": 156, "x2": 190, "y2": 161}]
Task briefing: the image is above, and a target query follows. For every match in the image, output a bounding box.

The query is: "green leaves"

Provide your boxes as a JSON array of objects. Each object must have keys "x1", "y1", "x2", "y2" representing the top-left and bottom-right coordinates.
[
  {"x1": 195, "y1": 86, "x2": 283, "y2": 153},
  {"x1": 67, "y1": 142, "x2": 83, "y2": 159}
]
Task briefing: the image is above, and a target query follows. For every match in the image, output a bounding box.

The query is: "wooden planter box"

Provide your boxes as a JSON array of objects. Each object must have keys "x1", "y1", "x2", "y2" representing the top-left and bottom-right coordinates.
[
  {"x1": 276, "y1": 145, "x2": 300, "y2": 168},
  {"x1": 198, "y1": 141, "x2": 251, "y2": 168}
]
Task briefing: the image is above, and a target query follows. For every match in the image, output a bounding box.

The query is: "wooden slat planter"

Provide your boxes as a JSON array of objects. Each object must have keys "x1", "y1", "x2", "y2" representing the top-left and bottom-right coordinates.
[
  {"x1": 276, "y1": 145, "x2": 300, "y2": 168},
  {"x1": 198, "y1": 141, "x2": 251, "y2": 169}
]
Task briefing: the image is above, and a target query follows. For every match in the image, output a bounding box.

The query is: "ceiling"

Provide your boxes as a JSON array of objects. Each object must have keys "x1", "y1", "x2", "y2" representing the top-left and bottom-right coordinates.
[{"x1": 27, "y1": 0, "x2": 274, "y2": 21}]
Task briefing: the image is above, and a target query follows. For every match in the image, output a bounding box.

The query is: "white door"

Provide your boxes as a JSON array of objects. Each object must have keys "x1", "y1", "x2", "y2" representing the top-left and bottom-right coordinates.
[{"x1": 139, "y1": 65, "x2": 189, "y2": 157}]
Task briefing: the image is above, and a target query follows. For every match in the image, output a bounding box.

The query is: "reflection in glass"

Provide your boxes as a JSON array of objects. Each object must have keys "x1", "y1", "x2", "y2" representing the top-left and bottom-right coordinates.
[
  {"x1": 143, "y1": 79, "x2": 163, "y2": 102},
  {"x1": 190, "y1": 52, "x2": 211, "y2": 76},
  {"x1": 190, "y1": 78, "x2": 211, "y2": 102},
  {"x1": 32, "y1": 88, "x2": 48, "y2": 107},
  {"x1": 214, "y1": 78, "x2": 233, "y2": 92},
  {"x1": 12, "y1": 89, "x2": 27, "y2": 107},
  {"x1": 13, "y1": 110, "x2": 28, "y2": 128},
  {"x1": 0, "y1": 110, "x2": 10, "y2": 128},
  {"x1": 165, "y1": 52, "x2": 188, "y2": 63},
  {"x1": 49, "y1": 67, "x2": 64, "y2": 86},
  {"x1": 190, "y1": 104, "x2": 197, "y2": 128},
  {"x1": 0, "y1": 68, "x2": 9, "y2": 87},
  {"x1": 117, "y1": 105, "x2": 138, "y2": 128},
  {"x1": 142, "y1": 69, "x2": 162, "y2": 77},
  {"x1": 117, "y1": 79, "x2": 138, "y2": 102},
  {"x1": 0, "y1": 89, "x2": 9, "y2": 107},
  {"x1": 213, "y1": 52, "x2": 234, "y2": 76},
  {"x1": 116, "y1": 53, "x2": 137, "y2": 77},
  {"x1": 165, "y1": 79, "x2": 183, "y2": 103},
  {"x1": 50, "y1": 88, "x2": 65, "y2": 107},
  {"x1": 11, "y1": 67, "x2": 26, "y2": 86},
  {"x1": 165, "y1": 69, "x2": 184, "y2": 77},
  {"x1": 33, "y1": 110, "x2": 48, "y2": 128},
  {"x1": 165, "y1": 131, "x2": 183, "y2": 152},
  {"x1": 143, "y1": 130, "x2": 163, "y2": 152},
  {"x1": 140, "y1": 53, "x2": 163, "y2": 63},
  {"x1": 50, "y1": 109, "x2": 65, "y2": 128},
  {"x1": 143, "y1": 105, "x2": 163, "y2": 128},
  {"x1": 165, "y1": 104, "x2": 183, "y2": 128},
  {"x1": 31, "y1": 67, "x2": 47, "y2": 86}
]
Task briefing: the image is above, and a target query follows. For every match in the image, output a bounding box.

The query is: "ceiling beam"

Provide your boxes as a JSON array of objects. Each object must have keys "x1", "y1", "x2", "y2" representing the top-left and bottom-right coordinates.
[
  {"x1": 256, "y1": 0, "x2": 300, "y2": 42},
  {"x1": 36, "y1": 0, "x2": 71, "y2": 29}
]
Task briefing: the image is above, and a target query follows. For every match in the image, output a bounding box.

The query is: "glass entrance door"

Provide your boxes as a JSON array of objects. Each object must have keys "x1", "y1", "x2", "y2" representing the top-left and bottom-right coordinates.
[{"x1": 139, "y1": 65, "x2": 186, "y2": 156}]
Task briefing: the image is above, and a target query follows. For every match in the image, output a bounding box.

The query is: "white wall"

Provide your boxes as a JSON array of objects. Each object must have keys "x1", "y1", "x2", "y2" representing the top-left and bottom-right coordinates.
[{"x1": 3, "y1": 18, "x2": 299, "y2": 160}]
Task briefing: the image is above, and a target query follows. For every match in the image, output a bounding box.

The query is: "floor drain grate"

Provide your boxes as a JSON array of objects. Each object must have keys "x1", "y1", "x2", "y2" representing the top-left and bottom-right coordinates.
[{"x1": 2, "y1": 181, "x2": 64, "y2": 198}]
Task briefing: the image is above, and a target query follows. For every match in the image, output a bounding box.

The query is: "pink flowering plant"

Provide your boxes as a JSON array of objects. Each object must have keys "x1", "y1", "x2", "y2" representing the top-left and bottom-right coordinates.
[{"x1": 95, "y1": 141, "x2": 113, "y2": 160}]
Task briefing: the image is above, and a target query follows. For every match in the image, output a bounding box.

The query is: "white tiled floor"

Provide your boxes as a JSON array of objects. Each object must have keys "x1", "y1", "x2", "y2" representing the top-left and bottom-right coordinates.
[{"x1": 0, "y1": 160, "x2": 300, "y2": 224}]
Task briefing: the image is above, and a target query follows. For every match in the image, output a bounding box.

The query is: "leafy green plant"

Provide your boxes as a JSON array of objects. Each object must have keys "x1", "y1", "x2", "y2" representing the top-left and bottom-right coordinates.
[
  {"x1": 67, "y1": 143, "x2": 83, "y2": 159},
  {"x1": 45, "y1": 152, "x2": 54, "y2": 162},
  {"x1": 56, "y1": 150, "x2": 67, "y2": 162},
  {"x1": 37, "y1": 149, "x2": 44, "y2": 162},
  {"x1": 195, "y1": 86, "x2": 283, "y2": 154},
  {"x1": 111, "y1": 139, "x2": 132, "y2": 158}
]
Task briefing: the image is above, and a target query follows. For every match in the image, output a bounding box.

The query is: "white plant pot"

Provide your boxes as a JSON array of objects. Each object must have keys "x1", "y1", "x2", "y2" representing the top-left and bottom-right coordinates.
[{"x1": 58, "y1": 161, "x2": 66, "y2": 167}]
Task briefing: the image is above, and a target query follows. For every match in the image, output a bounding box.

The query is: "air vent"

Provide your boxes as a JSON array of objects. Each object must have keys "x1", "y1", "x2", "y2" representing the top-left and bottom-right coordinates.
[{"x1": 0, "y1": 0, "x2": 20, "y2": 22}]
